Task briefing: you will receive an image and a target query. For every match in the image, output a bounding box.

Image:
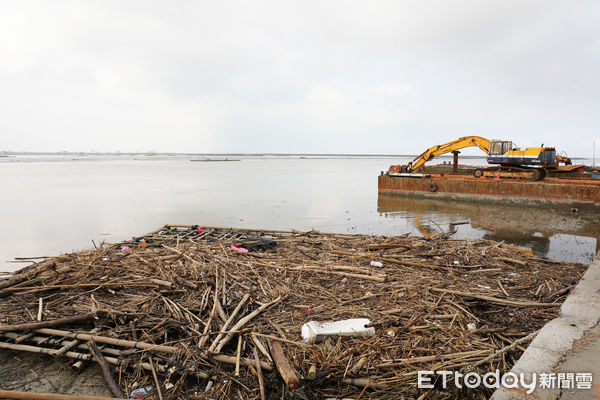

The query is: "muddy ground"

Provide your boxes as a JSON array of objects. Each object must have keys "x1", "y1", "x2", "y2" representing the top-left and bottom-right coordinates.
[{"x1": 0, "y1": 349, "x2": 111, "y2": 397}]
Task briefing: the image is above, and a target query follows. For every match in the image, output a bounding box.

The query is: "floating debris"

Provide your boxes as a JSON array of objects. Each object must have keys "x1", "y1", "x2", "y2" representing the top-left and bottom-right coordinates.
[{"x1": 0, "y1": 225, "x2": 586, "y2": 399}]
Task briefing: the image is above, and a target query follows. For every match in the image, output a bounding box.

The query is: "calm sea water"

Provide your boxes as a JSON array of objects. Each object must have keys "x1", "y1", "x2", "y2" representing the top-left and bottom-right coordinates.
[{"x1": 0, "y1": 155, "x2": 597, "y2": 272}]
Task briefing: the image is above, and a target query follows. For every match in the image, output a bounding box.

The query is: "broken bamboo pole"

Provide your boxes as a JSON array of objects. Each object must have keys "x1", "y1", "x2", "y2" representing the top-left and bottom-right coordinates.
[
  {"x1": 269, "y1": 339, "x2": 301, "y2": 389},
  {"x1": 32, "y1": 328, "x2": 178, "y2": 354},
  {"x1": 0, "y1": 313, "x2": 97, "y2": 333},
  {"x1": 0, "y1": 390, "x2": 121, "y2": 400},
  {"x1": 429, "y1": 288, "x2": 561, "y2": 307},
  {"x1": 88, "y1": 340, "x2": 125, "y2": 398},
  {"x1": 254, "y1": 347, "x2": 266, "y2": 400}
]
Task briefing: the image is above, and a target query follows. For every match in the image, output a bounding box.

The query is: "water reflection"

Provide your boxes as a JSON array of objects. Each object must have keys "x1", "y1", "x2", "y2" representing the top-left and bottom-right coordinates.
[{"x1": 377, "y1": 194, "x2": 600, "y2": 264}]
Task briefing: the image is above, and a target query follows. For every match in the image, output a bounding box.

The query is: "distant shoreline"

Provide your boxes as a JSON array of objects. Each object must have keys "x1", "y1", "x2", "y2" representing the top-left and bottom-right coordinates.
[{"x1": 0, "y1": 152, "x2": 589, "y2": 161}]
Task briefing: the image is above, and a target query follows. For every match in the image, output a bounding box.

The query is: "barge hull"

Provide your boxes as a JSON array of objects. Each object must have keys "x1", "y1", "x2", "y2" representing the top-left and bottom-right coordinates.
[{"x1": 378, "y1": 173, "x2": 600, "y2": 210}]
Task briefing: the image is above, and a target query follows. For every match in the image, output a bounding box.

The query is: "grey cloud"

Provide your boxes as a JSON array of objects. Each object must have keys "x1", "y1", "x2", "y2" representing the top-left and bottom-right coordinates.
[{"x1": 0, "y1": 0, "x2": 599, "y2": 156}]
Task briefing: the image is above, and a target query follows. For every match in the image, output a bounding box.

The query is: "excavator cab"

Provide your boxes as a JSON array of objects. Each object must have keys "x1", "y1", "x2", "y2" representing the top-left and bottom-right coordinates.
[{"x1": 489, "y1": 140, "x2": 513, "y2": 156}]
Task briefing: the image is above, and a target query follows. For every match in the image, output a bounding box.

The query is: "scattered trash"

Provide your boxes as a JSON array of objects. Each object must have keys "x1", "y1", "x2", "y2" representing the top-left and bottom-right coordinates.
[
  {"x1": 467, "y1": 323, "x2": 477, "y2": 331},
  {"x1": 301, "y1": 318, "x2": 376, "y2": 344},
  {"x1": 453, "y1": 260, "x2": 460, "y2": 265},
  {"x1": 102, "y1": 257, "x2": 109, "y2": 261},
  {"x1": 164, "y1": 382, "x2": 174, "y2": 390},
  {"x1": 121, "y1": 246, "x2": 131, "y2": 252},
  {"x1": 231, "y1": 237, "x2": 277, "y2": 252},
  {"x1": 230, "y1": 243, "x2": 248, "y2": 253},
  {"x1": 130, "y1": 385, "x2": 153, "y2": 398},
  {"x1": 370, "y1": 261, "x2": 383, "y2": 268},
  {"x1": 307, "y1": 364, "x2": 317, "y2": 380},
  {"x1": 205, "y1": 380, "x2": 214, "y2": 391},
  {"x1": 306, "y1": 308, "x2": 312, "y2": 313}
]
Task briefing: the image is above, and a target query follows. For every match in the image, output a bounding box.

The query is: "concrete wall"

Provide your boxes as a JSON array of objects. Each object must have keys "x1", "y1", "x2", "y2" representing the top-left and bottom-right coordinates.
[{"x1": 491, "y1": 252, "x2": 600, "y2": 399}]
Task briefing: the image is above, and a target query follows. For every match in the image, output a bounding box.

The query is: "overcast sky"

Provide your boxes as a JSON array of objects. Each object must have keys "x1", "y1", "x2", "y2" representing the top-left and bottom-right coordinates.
[{"x1": 1, "y1": 1, "x2": 599, "y2": 157}]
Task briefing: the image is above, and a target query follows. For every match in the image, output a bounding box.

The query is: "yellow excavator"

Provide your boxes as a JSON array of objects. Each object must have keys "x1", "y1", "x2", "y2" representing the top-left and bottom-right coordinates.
[{"x1": 389, "y1": 136, "x2": 573, "y2": 181}]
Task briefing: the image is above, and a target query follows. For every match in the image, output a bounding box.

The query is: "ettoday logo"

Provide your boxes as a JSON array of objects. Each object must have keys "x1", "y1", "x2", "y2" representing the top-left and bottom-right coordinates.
[{"x1": 418, "y1": 370, "x2": 593, "y2": 393}]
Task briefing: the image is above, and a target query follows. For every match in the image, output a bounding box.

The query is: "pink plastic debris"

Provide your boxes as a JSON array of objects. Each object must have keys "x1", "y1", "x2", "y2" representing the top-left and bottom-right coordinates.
[
  {"x1": 231, "y1": 243, "x2": 248, "y2": 253},
  {"x1": 196, "y1": 226, "x2": 204, "y2": 233},
  {"x1": 121, "y1": 246, "x2": 131, "y2": 252}
]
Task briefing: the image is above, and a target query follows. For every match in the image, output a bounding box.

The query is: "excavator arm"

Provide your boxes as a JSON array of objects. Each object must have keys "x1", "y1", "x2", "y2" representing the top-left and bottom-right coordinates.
[
  {"x1": 556, "y1": 154, "x2": 572, "y2": 166},
  {"x1": 405, "y1": 136, "x2": 491, "y2": 172}
]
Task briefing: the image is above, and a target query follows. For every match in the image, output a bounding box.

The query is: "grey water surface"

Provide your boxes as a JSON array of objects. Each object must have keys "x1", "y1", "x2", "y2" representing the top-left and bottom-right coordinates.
[{"x1": 1, "y1": 155, "x2": 597, "y2": 272}]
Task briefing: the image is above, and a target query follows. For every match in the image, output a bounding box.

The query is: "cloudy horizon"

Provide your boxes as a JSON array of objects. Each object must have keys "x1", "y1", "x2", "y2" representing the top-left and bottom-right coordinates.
[{"x1": 1, "y1": 1, "x2": 599, "y2": 158}]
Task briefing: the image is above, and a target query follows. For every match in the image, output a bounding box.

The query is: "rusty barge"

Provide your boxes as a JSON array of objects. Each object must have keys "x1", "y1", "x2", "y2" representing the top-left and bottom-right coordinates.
[{"x1": 378, "y1": 171, "x2": 600, "y2": 211}]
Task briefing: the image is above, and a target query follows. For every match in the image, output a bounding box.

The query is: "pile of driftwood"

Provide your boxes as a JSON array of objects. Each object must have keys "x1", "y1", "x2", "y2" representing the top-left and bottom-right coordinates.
[{"x1": 0, "y1": 225, "x2": 587, "y2": 399}]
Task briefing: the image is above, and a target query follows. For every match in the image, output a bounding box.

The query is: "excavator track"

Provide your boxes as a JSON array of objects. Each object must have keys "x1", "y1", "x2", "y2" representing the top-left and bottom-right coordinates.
[{"x1": 473, "y1": 167, "x2": 547, "y2": 181}]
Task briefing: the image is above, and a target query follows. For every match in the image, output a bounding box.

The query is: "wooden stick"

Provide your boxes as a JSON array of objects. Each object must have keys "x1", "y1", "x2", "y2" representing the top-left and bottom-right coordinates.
[
  {"x1": 342, "y1": 377, "x2": 387, "y2": 390},
  {"x1": 0, "y1": 340, "x2": 173, "y2": 375},
  {"x1": 0, "y1": 260, "x2": 55, "y2": 291},
  {"x1": 212, "y1": 353, "x2": 272, "y2": 371},
  {"x1": 462, "y1": 330, "x2": 540, "y2": 372},
  {"x1": 14, "y1": 333, "x2": 34, "y2": 344},
  {"x1": 149, "y1": 357, "x2": 164, "y2": 400},
  {"x1": 329, "y1": 250, "x2": 447, "y2": 271},
  {"x1": 258, "y1": 262, "x2": 386, "y2": 282},
  {"x1": 340, "y1": 294, "x2": 380, "y2": 305},
  {"x1": 5, "y1": 336, "x2": 116, "y2": 358},
  {"x1": 3, "y1": 282, "x2": 158, "y2": 292},
  {"x1": 0, "y1": 390, "x2": 122, "y2": 400},
  {"x1": 215, "y1": 299, "x2": 228, "y2": 323},
  {"x1": 249, "y1": 334, "x2": 273, "y2": 363},
  {"x1": 198, "y1": 288, "x2": 218, "y2": 348},
  {"x1": 349, "y1": 356, "x2": 367, "y2": 375},
  {"x1": 308, "y1": 270, "x2": 386, "y2": 282},
  {"x1": 214, "y1": 296, "x2": 281, "y2": 353},
  {"x1": 429, "y1": 288, "x2": 560, "y2": 307},
  {"x1": 251, "y1": 332, "x2": 307, "y2": 347},
  {"x1": 0, "y1": 312, "x2": 96, "y2": 333},
  {"x1": 296, "y1": 265, "x2": 376, "y2": 274},
  {"x1": 367, "y1": 243, "x2": 412, "y2": 250},
  {"x1": 88, "y1": 340, "x2": 125, "y2": 398},
  {"x1": 235, "y1": 335, "x2": 242, "y2": 377},
  {"x1": 55, "y1": 338, "x2": 80, "y2": 356},
  {"x1": 208, "y1": 293, "x2": 249, "y2": 353},
  {"x1": 164, "y1": 224, "x2": 299, "y2": 234},
  {"x1": 254, "y1": 347, "x2": 266, "y2": 400},
  {"x1": 33, "y1": 328, "x2": 177, "y2": 354},
  {"x1": 377, "y1": 349, "x2": 492, "y2": 368},
  {"x1": 267, "y1": 319, "x2": 288, "y2": 340},
  {"x1": 498, "y1": 257, "x2": 527, "y2": 266},
  {"x1": 497, "y1": 280, "x2": 510, "y2": 297},
  {"x1": 36, "y1": 298, "x2": 43, "y2": 321},
  {"x1": 269, "y1": 339, "x2": 301, "y2": 389}
]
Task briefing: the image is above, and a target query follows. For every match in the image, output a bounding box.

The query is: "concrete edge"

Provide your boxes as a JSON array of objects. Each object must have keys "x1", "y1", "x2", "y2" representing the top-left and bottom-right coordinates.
[{"x1": 491, "y1": 252, "x2": 600, "y2": 400}]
